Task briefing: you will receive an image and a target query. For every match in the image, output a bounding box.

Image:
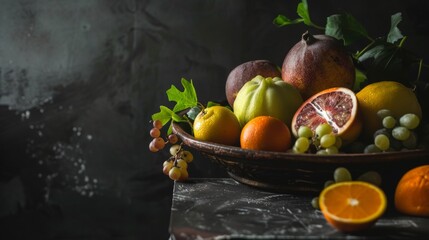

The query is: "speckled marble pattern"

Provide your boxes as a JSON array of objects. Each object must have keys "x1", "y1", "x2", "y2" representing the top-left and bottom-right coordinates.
[{"x1": 170, "y1": 178, "x2": 429, "y2": 239}]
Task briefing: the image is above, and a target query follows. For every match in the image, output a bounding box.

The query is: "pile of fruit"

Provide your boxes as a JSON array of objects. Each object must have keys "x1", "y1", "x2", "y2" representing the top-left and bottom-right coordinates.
[
  {"x1": 151, "y1": 35, "x2": 427, "y2": 156},
  {"x1": 149, "y1": 0, "x2": 429, "y2": 233}
]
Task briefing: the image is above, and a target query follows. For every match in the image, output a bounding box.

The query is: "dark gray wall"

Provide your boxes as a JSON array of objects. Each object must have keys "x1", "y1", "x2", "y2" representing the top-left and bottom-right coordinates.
[{"x1": 1, "y1": 0, "x2": 428, "y2": 239}]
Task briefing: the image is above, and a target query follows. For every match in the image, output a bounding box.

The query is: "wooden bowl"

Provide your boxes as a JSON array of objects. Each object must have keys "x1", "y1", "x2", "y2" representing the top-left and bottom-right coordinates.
[{"x1": 172, "y1": 122, "x2": 429, "y2": 194}]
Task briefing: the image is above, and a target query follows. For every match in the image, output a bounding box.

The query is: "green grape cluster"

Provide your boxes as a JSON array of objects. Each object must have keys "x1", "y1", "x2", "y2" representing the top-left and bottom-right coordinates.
[
  {"x1": 364, "y1": 109, "x2": 421, "y2": 153},
  {"x1": 311, "y1": 167, "x2": 382, "y2": 209},
  {"x1": 292, "y1": 123, "x2": 343, "y2": 154},
  {"x1": 149, "y1": 119, "x2": 193, "y2": 181},
  {"x1": 163, "y1": 144, "x2": 193, "y2": 181}
]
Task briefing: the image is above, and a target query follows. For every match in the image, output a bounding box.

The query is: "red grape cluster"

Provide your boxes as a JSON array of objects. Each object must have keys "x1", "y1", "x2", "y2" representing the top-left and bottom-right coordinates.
[{"x1": 149, "y1": 120, "x2": 179, "y2": 152}]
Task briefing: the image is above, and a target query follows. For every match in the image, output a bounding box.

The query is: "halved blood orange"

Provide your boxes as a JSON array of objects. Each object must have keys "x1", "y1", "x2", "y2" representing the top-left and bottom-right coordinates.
[
  {"x1": 291, "y1": 87, "x2": 362, "y2": 144},
  {"x1": 319, "y1": 181, "x2": 387, "y2": 232}
]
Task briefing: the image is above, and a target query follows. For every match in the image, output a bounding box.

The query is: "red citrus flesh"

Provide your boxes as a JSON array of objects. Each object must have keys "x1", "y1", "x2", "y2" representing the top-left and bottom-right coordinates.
[{"x1": 291, "y1": 87, "x2": 361, "y2": 143}]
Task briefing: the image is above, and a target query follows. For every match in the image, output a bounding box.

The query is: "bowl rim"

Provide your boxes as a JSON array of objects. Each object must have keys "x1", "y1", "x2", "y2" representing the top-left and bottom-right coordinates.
[{"x1": 172, "y1": 121, "x2": 429, "y2": 164}]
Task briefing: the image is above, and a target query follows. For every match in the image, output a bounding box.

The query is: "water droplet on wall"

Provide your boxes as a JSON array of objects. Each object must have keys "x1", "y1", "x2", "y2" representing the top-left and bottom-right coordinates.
[
  {"x1": 29, "y1": 126, "x2": 99, "y2": 200},
  {"x1": 21, "y1": 110, "x2": 30, "y2": 120}
]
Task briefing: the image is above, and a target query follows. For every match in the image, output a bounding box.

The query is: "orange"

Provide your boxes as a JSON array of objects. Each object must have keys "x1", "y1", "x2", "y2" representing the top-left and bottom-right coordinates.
[
  {"x1": 319, "y1": 181, "x2": 387, "y2": 232},
  {"x1": 356, "y1": 81, "x2": 422, "y2": 139},
  {"x1": 193, "y1": 106, "x2": 241, "y2": 146},
  {"x1": 240, "y1": 115, "x2": 291, "y2": 152},
  {"x1": 291, "y1": 87, "x2": 362, "y2": 145},
  {"x1": 394, "y1": 165, "x2": 429, "y2": 217}
]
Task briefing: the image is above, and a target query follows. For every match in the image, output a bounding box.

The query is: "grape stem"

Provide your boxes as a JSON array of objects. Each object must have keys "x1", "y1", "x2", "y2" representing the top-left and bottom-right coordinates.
[
  {"x1": 172, "y1": 143, "x2": 184, "y2": 168},
  {"x1": 181, "y1": 114, "x2": 194, "y2": 134}
]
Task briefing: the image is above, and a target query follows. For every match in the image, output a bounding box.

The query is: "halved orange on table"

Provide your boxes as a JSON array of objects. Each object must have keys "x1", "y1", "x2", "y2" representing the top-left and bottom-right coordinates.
[{"x1": 319, "y1": 181, "x2": 387, "y2": 232}]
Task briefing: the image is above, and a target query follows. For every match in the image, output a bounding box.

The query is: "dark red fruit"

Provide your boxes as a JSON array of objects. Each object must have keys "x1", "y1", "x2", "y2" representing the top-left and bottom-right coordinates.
[
  {"x1": 225, "y1": 60, "x2": 281, "y2": 107},
  {"x1": 282, "y1": 32, "x2": 355, "y2": 100}
]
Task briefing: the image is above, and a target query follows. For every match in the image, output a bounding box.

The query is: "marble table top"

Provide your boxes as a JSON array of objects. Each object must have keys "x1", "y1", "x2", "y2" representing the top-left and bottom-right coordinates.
[{"x1": 169, "y1": 178, "x2": 429, "y2": 239}]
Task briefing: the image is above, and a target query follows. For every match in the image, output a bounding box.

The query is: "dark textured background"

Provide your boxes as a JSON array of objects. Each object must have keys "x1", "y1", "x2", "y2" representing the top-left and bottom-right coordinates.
[{"x1": 1, "y1": 0, "x2": 428, "y2": 239}]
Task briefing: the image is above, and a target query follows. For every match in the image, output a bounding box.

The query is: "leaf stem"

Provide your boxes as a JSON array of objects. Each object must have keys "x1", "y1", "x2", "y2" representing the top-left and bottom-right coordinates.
[
  {"x1": 197, "y1": 102, "x2": 205, "y2": 111},
  {"x1": 354, "y1": 40, "x2": 377, "y2": 60},
  {"x1": 181, "y1": 114, "x2": 195, "y2": 134},
  {"x1": 421, "y1": 62, "x2": 429, "y2": 68},
  {"x1": 416, "y1": 59, "x2": 423, "y2": 83},
  {"x1": 310, "y1": 22, "x2": 325, "y2": 30},
  {"x1": 398, "y1": 36, "x2": 407, "y2": 47},
  {"x1": 366, "y1": 35, "x2": 375, "y2": 42},
  {"x1": 383, "y1": 47, "x2": 398, "y2": 70}
]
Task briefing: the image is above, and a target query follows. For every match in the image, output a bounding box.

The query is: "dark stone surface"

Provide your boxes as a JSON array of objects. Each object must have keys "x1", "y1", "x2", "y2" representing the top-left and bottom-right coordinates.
[
  {"x1": 0, "y1": 0, "x2": 428, "y2": 239},
  {"x1": 170, "y1": 178, "x2": 429, "y2": 239}
]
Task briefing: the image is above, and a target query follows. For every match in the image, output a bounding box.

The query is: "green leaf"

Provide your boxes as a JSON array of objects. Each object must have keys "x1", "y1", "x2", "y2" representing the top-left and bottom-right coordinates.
[
  {"x1": 152, "y1": 106, "x2": 186, "y2": 126},
  {"x1": 152, "y1": 105, "x2": 187, "y2": 135},
  {"x1": 325, "y1": 13, "x2": 369, "y2": 45},
  {"x1": 372, "y1": 46, "x2": 401, "y2": 71},
  {"x1": 364, "y1": 44, "x2": 411, "y2": 85},
  {"x1": 387, "y1": 12, "x2": 404, "y2": 44},
  {"x1": 357, "y1": 43, "x2": 386, "y2": 62},
  {"x1": 166, "y1": 78, "x2": 198, "y2": 112},
  {"x1": 206, "y1": 101, "x2": 220, "y2": 108},
  {"x1": 151, "y1": 105, "x2": 172, "y2": 127},
  {"x1": 186, "y1": 106, "x2": 202, "y2": 120},
  {"x1": 273, "y1": 14, "x2": 303, "y2": 27},
  {"x1": 297, "y1": 0, "x2": 311, "y2": 25},
  {"x1": 353, "y1": 68, "x2": 367, "y2": 91},
  {"x1": 273, "y1": 0, "x2": 324, "y2": 29}
]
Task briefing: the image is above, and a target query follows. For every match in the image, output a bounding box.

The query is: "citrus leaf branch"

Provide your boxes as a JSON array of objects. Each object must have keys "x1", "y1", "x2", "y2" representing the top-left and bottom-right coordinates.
[
  {"x1": 273, "y1": 0, "x2": 323, "y2": 30},
  {"x1": 167, "y1": 78, "x2": 198, "y2": 112},
  {"x1": 297, "y1": 0, "x2": 324, "y2": 29},
  {"x1": 152, "y1": 78, "x2": 200, "y2": 134},
  {"x1": 325, "y1": 13, "x2": 372, "y2": 45},
  {"x1": 273, "y1": 15, "x2": 304, "y2": 27}
]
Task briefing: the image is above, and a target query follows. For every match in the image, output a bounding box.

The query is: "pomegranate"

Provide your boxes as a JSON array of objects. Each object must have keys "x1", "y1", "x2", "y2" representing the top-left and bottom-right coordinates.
[{"x1": 282, "y1": 32, "x2": 355, "y2": 100}]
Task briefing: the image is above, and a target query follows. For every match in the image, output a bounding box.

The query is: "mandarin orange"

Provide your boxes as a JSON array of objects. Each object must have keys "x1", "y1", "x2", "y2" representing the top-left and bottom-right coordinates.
[
  {"x1": 395, "y1": 165, "x2": 429, "y2": 217},
  {"x1": 240, "y1": 116, "x2": 291, "y2": 152},
  {"x1": 193, "y1": 106, "x2": 241, "y2": 146}
]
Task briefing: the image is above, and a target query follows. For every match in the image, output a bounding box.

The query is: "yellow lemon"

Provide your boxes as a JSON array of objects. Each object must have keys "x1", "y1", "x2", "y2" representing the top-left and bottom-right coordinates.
[
  {"x1": 356, "y1": 81, "x2": 422, "y2": 139},
  {"x1": 193, "y1": 106, "x2": 241, "y2": 146}
]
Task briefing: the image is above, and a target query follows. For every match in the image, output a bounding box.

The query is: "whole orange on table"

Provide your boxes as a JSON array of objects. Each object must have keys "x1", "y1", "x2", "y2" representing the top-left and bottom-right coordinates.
[
  {"x1": 240, "y1": 115, "x2": 291, "y2": 152},
  {"x1": 395, "y1": 165, "x2": 429, "y2": 217}
]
